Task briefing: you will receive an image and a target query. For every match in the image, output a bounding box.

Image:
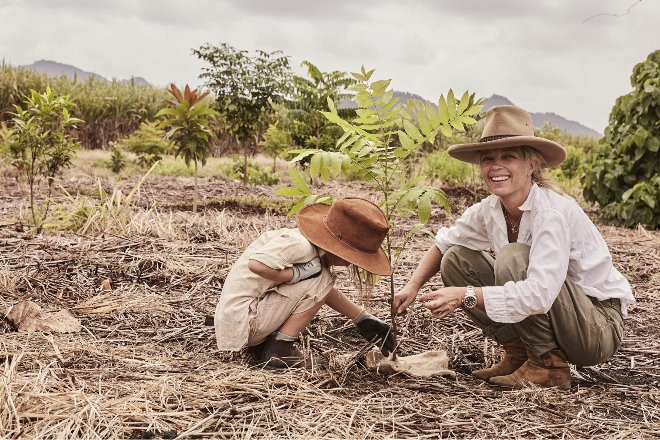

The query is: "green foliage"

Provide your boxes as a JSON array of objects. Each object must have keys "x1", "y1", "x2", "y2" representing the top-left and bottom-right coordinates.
[
  {"x1": 156, "y1": 83, "x2": 219, "y2": 213},
  {"x1": 221, "y1": 155, "x2": 281, "y2": 186},
  {"x1": 422, "y1": 149, "x2": 474, "y2": 186},
  {"x1": 284, "y1": 61, "x2": 356, "y2": 150},
  {"x1": 276, "y1": 66, "x2": 482, "y2": 352},
  {"x1": 49, "y1": 162, "x2": 159, "y2": 233},
  {"x1": 558, "y1": 144, "x2": 587, "y2": 180},
  {"x1": 583, "y1": 50, "x2": 660, "y2": 228},
  {"x1": 193, "y1": 43, "x2": 292, "y2": 184},
  {"x1": 8, "y1": 86, "x2": 83, "y2": 230},
  {"x1": 0, "y1": 63, "x2": 169, "y2": 149},
  {"x1": 278, "y1": 66, "x2": 480, "y2": 264},
  {"x1": 259, "y1": 120, "x2": 292, "y2": 165},
  {"x1": 119, "y1": 121, "x2": 172, "y2": 167},
  {"x1": 108, "y1": 143, "x2": 126, "y2": 173},
  {"x1": 0, "y1": 122, "x2": 15, "y2": 159}
]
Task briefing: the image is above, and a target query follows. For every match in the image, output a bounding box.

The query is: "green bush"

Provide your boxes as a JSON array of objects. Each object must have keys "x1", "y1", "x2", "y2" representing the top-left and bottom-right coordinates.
[
  {"x1": 119, "y1": 121, "x2": 172, "y2": 167},
  {"x1": 8, "y1": 87, "x2": 83, "y2": 230},
  {"x1": 422, "y1": 149, "x2": 474, "y2": 187},
  {"x1": 558, "y1": 144, "x2": 586, "y2": 180},
  {"x1": 222, "y1": 155, "x2": 281, "y2": 185},
  {"x1": 583, "y1": 50, "x2": 660, "y2": 228},
  {"x1": 107, "y1": 143, "x2": 127, "y2": 173}
]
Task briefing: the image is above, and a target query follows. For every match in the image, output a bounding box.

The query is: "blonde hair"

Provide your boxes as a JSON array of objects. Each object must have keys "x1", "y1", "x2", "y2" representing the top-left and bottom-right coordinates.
[
  {"x1": 521, "y1": 146, "x2": 565, "y2": 195},
  {"x1": 348, "y1": 264, "x2": 377, "y2": 297},
  {"x1": 320, "y1": 250, "x2": 377, "y2": 297}
]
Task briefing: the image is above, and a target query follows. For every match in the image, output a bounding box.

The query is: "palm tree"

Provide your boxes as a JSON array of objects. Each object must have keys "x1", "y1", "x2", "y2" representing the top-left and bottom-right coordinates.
[{"x1": 156, "y1": 84, "x2": 219, "y2": 213}]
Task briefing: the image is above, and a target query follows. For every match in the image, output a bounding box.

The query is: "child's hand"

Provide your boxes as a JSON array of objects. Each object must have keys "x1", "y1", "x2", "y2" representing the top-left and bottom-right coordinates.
[
  {"x1": 286, "y1": 256, "x2": 322, "y2": 284},
  {"x1": 356, "y1": 314, "x2": 394, "y2": 357}
]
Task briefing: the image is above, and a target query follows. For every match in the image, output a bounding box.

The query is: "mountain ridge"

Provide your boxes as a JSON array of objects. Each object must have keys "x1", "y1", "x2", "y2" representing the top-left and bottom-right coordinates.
[
  {"x1": 393, "y1": 91, "x2": 601, "y2": 138},
  {"x1": 18, "y1": 59, "x2": 150, "y2": 86}
]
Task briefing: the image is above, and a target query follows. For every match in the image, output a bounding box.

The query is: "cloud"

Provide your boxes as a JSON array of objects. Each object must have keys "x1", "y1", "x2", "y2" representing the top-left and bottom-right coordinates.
[{"x1": 0, "y1": 0, "x2": 657, "y2": 133}]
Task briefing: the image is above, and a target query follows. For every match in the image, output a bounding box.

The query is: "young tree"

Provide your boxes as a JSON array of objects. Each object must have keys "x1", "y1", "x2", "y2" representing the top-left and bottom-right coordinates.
[
  {"x1": 259, "y1": 119, "x2": 293, "y2": 170},
  {"x1": 192, "y1": 43, "x2": 292, "y2": 184},
  {"x1": 583, "y1": 49, "x2": 660, "y2": 228},
  {"x1": 156, "y1": 84, "x2": 219, "y2": 213},
  {"x1": 119, "y1": 121, "x2": 173, "y2": 167},
  {"x1": 277, "y1": 67, "x2": 482, "y2": 354},
  {"x1": 9, "y1": 87, "x2": 83, "y2": 230},
  {"x1": 285, "y1": 61, "x2": 356, "y2": 150}
]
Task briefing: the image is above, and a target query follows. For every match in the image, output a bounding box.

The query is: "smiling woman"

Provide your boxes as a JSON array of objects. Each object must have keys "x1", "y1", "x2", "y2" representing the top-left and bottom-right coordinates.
[{"x1": 392, "y1": 105, "x2": 636, "y2": 391}]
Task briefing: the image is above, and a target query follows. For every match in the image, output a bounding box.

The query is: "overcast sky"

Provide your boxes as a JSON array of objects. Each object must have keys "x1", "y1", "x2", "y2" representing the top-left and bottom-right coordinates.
[{"x1": 1, "y1": 0, "x2": 658, "y2": 134}]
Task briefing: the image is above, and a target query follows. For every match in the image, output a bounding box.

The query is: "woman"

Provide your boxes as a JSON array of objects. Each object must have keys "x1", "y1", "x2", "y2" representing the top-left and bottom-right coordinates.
[
  {"x1": 392, "y1": 105, "x2": 635, "y2": 389},
  {"x1": 215, "y1": 197, "x2": 394, "y2": 370}
]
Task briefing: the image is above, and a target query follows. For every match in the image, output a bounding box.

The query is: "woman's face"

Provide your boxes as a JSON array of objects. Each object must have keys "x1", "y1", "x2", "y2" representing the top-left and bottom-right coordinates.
[{"x1": 479, "y1": 147, "x2": 537, "y2": 201}]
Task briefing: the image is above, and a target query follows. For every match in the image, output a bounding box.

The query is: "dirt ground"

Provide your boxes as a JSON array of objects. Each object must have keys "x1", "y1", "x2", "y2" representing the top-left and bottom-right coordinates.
[{"x1": 1, "y1": 172, "x2": 659, "y2": 439}]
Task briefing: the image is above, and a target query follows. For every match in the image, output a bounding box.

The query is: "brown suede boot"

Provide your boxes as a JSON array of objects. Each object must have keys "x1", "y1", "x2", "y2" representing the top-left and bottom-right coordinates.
[
  {"x1": 489, "y1": 349, "x2": 571, "y2": 390},
  {"x1": 259, "y1": 335, "x2": 305, "y2": 370},
  {"x1": 473, "y1": 338, "x2": 527, "y2": 381}
]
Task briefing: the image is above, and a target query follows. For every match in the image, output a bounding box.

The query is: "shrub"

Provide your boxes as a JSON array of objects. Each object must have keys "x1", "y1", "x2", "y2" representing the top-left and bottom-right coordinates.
[
  {"x1": 108, "y1": 143, "x2": 127, "y2": 173},
  {"x1": 222, "y1": 155, "x2": 281, "y2": 185},
  {"x1": 119, "y1": 121, "x2": 172, "y2": 167},
  {"x1": 583, "y1": 50, "x2": 660, "y2": 228},
  {"x1": 8, "y1": 87, "x2": 83, "y2": 230},
  {"x1": 422, "y1": 149, "x2": 474, "y2": 187}
]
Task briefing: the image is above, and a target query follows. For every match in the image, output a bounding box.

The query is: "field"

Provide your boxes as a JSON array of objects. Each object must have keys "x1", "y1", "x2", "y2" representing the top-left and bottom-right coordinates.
[{"x1": 1, "y1": 166, "x2": 659, "y2": 439}]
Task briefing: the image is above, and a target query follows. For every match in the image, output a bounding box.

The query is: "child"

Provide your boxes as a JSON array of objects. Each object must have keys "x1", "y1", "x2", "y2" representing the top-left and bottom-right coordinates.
[{"x1": 214, "y1": 197, "x2": 394, "y2": 369}]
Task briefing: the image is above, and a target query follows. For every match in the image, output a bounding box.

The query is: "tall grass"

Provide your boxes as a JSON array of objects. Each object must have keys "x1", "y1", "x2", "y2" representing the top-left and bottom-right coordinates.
[{"x1": 0, "y1": 62, "x2": 169, "y2": 150}]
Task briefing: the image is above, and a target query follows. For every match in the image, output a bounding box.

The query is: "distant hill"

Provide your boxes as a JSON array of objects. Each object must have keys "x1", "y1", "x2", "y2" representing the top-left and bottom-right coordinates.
[
  {"x1": 481, "y1": 94, "x2": 601, "y2": 138},
  {"x1": 343, "y1": 91, "x2": 600, "y2": 138},
  {"x1": 18, "y1": 59, "x2": 151, "y2": 86}
]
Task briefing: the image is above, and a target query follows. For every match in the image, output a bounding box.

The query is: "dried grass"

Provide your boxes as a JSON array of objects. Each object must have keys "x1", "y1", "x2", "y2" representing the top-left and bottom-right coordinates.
[{"x1": 0, "y1": 175, "x2": 659, "y2": 439}]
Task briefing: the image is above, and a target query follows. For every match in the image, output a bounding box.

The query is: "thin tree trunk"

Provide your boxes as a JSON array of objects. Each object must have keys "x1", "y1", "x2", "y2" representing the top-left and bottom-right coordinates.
[
  {"x1": 193, "y1": 160, "x2": 198, "y2": 213},
  {"x1": 242, "y1": 147, "x2": 248, "y2": 185}
]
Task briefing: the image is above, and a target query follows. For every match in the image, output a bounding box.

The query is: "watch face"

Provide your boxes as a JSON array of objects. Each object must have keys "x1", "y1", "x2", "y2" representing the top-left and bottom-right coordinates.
[{"x1": 464, "y1": 295, "x2": 477, "y2": 308}]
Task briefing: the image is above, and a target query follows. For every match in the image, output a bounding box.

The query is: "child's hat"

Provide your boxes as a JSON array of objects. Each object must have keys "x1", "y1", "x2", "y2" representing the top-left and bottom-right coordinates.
[{"x1": 296, "y1": 198, "x2": 391, "y2": 275}]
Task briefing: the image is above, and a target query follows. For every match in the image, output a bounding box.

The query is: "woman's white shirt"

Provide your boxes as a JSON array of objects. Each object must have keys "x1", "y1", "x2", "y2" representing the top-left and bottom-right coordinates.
[{"x1": 434, "y1": 184, "x2": 635, "y2": 323}]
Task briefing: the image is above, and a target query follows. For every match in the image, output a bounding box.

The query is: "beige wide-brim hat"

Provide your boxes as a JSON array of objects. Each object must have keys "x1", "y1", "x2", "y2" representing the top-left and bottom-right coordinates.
[
  {"x1": 296, "y1": 198, "x2": 392, "y2": 275},
  {"x1": 447, "y1": 105, "x2": 567, "y2": 168}
]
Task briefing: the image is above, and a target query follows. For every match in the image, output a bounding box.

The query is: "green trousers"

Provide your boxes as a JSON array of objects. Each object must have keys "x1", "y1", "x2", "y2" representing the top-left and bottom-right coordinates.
[{"x1": 440, "y1": 244, "x2": 624, "y2": 366}]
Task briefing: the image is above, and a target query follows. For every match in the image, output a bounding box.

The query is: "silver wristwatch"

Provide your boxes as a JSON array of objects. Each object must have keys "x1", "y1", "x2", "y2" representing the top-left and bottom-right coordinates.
[{"x1": 463, "y1": 285, "x2": 477, "y2": 308}]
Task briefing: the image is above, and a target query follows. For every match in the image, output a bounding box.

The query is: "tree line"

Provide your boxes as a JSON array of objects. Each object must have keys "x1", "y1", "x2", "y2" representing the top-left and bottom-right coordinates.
[{"x1": 0, "y1": 45, "x2": 658, "y2": 229}]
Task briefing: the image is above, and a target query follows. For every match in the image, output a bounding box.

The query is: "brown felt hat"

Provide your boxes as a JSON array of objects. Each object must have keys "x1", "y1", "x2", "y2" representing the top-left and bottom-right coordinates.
[
  {"x1": 296, "y1": 198, "x2": 391, "y2": 275},
  {"x1": 447, "y1": 105, "x2": 567, "y2": 168}
]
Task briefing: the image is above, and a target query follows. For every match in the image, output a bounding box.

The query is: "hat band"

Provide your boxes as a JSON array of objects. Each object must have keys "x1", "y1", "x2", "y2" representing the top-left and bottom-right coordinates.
[{"x1": 480, "y1": 134, "x2": 518, "y2": 143}]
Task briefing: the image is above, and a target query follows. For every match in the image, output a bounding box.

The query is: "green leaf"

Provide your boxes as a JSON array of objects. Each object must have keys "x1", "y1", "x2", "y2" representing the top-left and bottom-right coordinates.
[
  {"x1": 288, "y1": 165, "x2": 311, "y2": 192},
  {"x1": 371, "y1": 79, "x2": 391, "y2": 96},
  {"x1": 418, "y1": 192, "x2": 432, "y2": 224},
  {"x1": 440, "y1": 124, "x2": 453, "y2": 138},
  {"x1": 438, "y1": 95, "x2": 449, "y2": 125},
  {"x1": 457, "y1": 90, "x2": 470, "y2": 115},
  {"x1": 275, "y1": 187, "x2": 309, "y2": 197},
  {"x1": 402, "y1": 120, "x2": 424, "y2": 143}
]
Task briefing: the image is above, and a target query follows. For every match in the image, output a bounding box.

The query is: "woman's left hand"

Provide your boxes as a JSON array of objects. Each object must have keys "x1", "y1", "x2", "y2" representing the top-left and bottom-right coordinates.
[{"x1": 419, "y1": 287, "x2": 465, "y2": 319}]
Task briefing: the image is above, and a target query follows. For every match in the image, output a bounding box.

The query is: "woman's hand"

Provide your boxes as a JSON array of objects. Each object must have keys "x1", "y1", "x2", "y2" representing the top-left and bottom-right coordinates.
[
  {"x1": 392, "y1": 285, "x2": 419, "y2": 315},
  {"x1": 419, "y1": 287, "x2": 465, "y2": 319}
]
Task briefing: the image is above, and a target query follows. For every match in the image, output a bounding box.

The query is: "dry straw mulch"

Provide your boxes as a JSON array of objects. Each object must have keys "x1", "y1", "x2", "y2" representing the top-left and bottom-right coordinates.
[{"x1": 0, "y1": 175, "x2": 659, "y2": 439}]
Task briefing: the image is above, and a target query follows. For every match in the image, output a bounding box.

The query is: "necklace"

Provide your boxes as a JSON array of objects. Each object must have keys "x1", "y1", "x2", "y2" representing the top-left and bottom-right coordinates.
[{"x1": 503, "y1": 209, "x2": 522, "y2": 234}]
